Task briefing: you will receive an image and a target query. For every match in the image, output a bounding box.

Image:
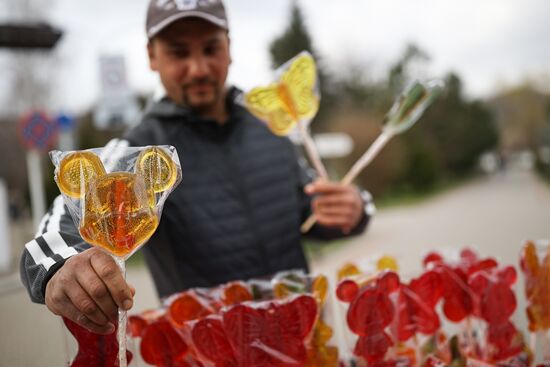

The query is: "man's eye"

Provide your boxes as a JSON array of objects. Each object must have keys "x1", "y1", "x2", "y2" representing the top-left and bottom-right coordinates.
[
  {"x1": 204, "y1": 45, "x2": 219, "y2": 55},
  {"x1": 170, "y1": 49, "x2": 189, "y2": 57}
]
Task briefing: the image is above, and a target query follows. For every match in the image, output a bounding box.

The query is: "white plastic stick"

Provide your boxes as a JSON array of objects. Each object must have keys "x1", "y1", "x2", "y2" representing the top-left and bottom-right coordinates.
[
  {"x1": 300, "y1": 132, "x2": 392, "y2": 233},
  {"x1": 114, "y1": 256, "x2": 127, "y2": 367},
  {"x1": 298, "y1": 120, "x2": 328, "y2": 180}
]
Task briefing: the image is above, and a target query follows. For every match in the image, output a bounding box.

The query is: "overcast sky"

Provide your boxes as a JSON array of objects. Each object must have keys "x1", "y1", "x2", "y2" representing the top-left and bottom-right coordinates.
[{"x1": 2, "y1": 0, "x2": 550, "y2": 114}]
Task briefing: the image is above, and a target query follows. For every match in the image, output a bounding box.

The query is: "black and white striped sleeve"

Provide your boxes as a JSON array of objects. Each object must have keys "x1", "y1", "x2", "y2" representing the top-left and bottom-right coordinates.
[{"x1": 19, "y1": 138, "x2": 131, "y2": 304}]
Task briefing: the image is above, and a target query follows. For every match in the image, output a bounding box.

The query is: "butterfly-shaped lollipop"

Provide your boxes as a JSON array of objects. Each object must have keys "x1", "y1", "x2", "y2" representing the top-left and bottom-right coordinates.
[
  {"x1": 245, "y1": 51, "x2": 329, "y2": 180},
  {"x1": 301, "y1": 80, "x2": 444, "y2": 232}
]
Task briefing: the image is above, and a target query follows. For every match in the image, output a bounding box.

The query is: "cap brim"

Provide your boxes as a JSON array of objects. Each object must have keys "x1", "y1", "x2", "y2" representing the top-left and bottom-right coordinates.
[{"x1": 147, "y1": 11, "x2": 228, "y2": 39}]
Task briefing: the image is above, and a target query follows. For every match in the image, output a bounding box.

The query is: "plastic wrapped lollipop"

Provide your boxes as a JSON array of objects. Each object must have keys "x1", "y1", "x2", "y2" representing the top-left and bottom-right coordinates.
[
  {"x1": 190, "y1": 294, "x2": 318, "y2": 367},
  {"x1": 301, "y1": 79, "x2": 444, "y2": 232},
  {"x1": 271, "y1": 270, "x2": 337, "y2": 366},
  {"x1": 245, "y1": 51, "x2": 329, "y2": 180},
  {"x1": 520, "y1": 240, "x2": 550, "y2": 362},
  {"x1": 51, "y1": 145, "x2": 182, "y2": 367}
]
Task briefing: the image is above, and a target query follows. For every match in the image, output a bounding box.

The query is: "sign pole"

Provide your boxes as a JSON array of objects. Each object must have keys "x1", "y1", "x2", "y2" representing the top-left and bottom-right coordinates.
[
  {"x1": 0, "y1": 179, "x2": 11, "y2": 272},
  {"x1": 26, "y1": 149, "x2": 46, "y2": 229}
]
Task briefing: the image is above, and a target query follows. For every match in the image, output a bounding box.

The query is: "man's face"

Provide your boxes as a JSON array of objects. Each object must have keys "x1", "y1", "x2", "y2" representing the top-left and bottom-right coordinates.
[{"x1": 148, "y1": 18, "x2": 231, "y2": 112}]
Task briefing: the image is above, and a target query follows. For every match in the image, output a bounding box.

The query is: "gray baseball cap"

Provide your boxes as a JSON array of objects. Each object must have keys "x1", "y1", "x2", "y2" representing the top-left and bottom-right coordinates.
[{"x1": 146, "y1": 0, "x2": 228, "y2": 39}]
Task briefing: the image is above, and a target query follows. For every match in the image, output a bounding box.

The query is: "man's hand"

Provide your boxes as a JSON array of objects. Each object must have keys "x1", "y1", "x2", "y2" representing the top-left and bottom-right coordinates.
[
  {"x1": 305, "y1": 179, "x2": 365, "y2": 233},
  {"x1": 45, "y1": 247, "x2": 135, "y2": 334}
]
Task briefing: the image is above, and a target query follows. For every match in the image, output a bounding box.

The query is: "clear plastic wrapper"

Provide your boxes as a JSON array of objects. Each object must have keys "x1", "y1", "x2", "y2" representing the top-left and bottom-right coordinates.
[
  {"x1": 50, "y1": 145, "x2": 181, "y2": 260},
  {"x1": 52, "y1": 145, "x2": 181, "y2": 367}
]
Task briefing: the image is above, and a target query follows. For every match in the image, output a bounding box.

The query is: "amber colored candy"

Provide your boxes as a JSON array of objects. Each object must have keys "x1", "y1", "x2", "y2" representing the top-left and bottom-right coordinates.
[
  {"x1": 520, "y1": 241, "x2": 550, "y2": 331},
  {"x1": 79, "y1": 172, "x2": 158, "y2": 258},
  {"x1": 305, "y1": 317, "x2": 339, "y2": 367},
  {"x1": 274, "y1": 282, "x2": 291, "y2": 299},
  {"x1": 168, "y1": 291, "x2": 214, "y2": 328},
  {"x1": 312, "y1": 275, "x2": 328, "y2": 305},
  {"x1": 57, "y1": 151, "x2": 106, "y2": 198},
  {"x1": 377, "y1": 255, "x2": 399, "y2": 272},
  {"x1": 135, "y1": 146, "x2": 178, "y2": 194},
  {"x1": 63, "y1": 316, "x2": 132, "y2": 367},
  {"x1": 337, "y1": 262, "x2": 361, "y2": 280},
  {"x1": 221, "y1": 281, "x2": 252, "y2": 306}
]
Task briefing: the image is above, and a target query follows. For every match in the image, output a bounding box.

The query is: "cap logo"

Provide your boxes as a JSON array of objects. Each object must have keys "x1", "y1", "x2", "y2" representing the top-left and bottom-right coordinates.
[{"x1": 155, "y1": 0, "x2": 218, "y2": 11}]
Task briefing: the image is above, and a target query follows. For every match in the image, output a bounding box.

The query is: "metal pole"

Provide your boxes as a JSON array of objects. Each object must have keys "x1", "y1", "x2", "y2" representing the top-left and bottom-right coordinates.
[
  {"x1": 0, "y1": 179, "x2": 11, "y2": 272},
  {"x1": 26, "y1": 150, "x2": 46, "y2": 229}
]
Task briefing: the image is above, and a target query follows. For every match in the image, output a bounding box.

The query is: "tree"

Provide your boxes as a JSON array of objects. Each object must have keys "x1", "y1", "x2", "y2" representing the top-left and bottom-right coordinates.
[{"x1": 268, "y1": 1, "x2": 336, "y2": 130}]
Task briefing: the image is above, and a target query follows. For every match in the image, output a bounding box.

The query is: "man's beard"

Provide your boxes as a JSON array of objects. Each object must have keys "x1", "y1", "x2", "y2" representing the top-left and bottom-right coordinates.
[{"x1": 181, "y1": 78, "x2": 220, "y2": 112}]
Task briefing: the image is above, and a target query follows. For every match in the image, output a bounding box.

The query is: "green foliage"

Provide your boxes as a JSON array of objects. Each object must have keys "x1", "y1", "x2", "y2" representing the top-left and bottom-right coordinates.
[
  {"x1": 268, "y1": 1, "x2": 337, "y2": 130},
  {"x1": 269, "y1": 2, "x2": 315, "y2": 69},
  {"x1": 267, "y1": 7, "x2": 499, "y2": 199}
]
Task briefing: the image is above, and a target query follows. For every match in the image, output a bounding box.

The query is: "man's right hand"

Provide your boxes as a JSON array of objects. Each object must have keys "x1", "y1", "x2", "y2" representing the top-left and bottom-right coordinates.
[{"x1": 45, "y1": 247, "x2": 135, "y2": 334}]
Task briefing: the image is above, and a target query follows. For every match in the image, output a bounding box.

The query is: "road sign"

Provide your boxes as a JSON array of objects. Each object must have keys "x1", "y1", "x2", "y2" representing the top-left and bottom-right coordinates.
[
  {"x1": 17, "y1": 111, "x2": 58, "y2": 153},
  {"x1": 314, "y1": 132, "x2": 354, "y2": 158},
  {"x1": 93, "y1": 55, "x2": 140, "y2": 130}
]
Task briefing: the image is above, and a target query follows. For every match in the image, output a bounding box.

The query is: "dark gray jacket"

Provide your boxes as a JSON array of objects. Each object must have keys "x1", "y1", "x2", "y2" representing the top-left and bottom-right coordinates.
[{"x1": 20, "y1": 88, "x2": 372, "y2": 301}]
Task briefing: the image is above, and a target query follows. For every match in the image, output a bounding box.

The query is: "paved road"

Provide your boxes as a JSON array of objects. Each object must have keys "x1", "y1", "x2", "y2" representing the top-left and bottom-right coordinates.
[{"x1": 1, "y1": 168, "x2": 548, "y2": 366}]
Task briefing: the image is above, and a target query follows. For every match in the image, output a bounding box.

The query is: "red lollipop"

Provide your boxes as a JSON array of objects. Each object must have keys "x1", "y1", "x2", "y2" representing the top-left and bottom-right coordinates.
[
  {"x1": 340, "y1": 271, "x2": 400, "y2": 364},
  {"x1": 222, "y1": 295, "x2": 318, "y2": 367},
  {"x1": 63, "y1": 316, "x2": 132, "y2": 367},
  {"x1": 140, "y1": 316, "x2": 189, "y2": 367},
  {"x1": 394, "y1": 270, "x2": 443, "y2": 341},
  {"x1": 168, "y1": 291, "x2": 215, "y2": 327},
  {"x1": 191, "y1": 316, "x2": 236, "y2": 367}
]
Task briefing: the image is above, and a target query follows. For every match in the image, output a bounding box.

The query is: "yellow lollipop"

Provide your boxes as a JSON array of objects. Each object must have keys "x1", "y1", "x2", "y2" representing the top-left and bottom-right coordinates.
[
  {"x1": 337, "y1": 262, "x2": 361, "y2": 281},
  {"x1": 135, "y1": 146, "x2": 178, "y2": 194},
  {"x1": 245, "y1": 52, "x2": 319, "y2": 136},
  {"x1": 312, "y1": 275, "x2": 328, "y2": 305},
  {"x1": 377, "y1": 255, "x2": 399, "y2": 272},
  {"x1": 57, "y1": 151, "x2": 106, "y2": 198}
]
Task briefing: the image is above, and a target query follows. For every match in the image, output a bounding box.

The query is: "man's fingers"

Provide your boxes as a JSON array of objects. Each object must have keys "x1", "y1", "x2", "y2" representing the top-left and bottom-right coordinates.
[
  {"x1": 76, "y1": 267, "x2": 118, "y2": 321},
  {"x1": 305, "y1": 180, "x2": 347, "y2": 195},
  {"x1": 315, "y1": 213, "x2": 351, "y2": 228},
  {"x1": 61, "y1": 295, "x2": 115, "y2": 335},
  {"x1": 64, "y1": 279, "x2": 111, "y2": 327},
  {"x1": 313, "y1": 193, "x2": 359, "y2": 208},
  {"x1": 90, "y1": 253, "x2": 133, "y2": 311}
]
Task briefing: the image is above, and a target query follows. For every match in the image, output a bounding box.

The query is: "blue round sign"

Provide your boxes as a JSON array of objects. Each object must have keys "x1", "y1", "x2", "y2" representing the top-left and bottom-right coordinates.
[
  {"x1": 56, "y1": 113, "x2": 74, "y2": 131},
  {"x1": 18, "y1": 111, "x2": 58, "y2": 152}
]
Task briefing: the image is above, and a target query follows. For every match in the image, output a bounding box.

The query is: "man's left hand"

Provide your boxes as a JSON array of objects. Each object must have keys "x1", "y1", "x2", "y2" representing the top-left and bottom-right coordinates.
[{"x1": 305, "y1": 179, "x2": 365, "y2": 234}]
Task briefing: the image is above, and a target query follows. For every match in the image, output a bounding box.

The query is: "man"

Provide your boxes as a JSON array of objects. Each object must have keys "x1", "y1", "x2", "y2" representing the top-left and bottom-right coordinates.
[{"x1": 20, "y1": 0, "x2": 374, "y2": 335}]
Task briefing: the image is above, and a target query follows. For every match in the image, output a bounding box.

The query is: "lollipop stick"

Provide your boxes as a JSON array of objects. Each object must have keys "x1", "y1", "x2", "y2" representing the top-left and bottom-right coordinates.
[
  {"x1": 530, "y1": 332, "x2": 537, "y2": 363},
  {"x1": 298, "y1": 120, "x2": 329, "y2": 180},
  {"x1": 300, "y1": 131, "x2": 392, "y2": 233},
  {"x1": 113, "y1": 255, "x2": 128, "y2": 367},
  {"x1": 341, "y1": 131, "x2": 392, "y2": 185},
  {"x1": 544, "y1": 330, "x2": 550, "y2": 361}
]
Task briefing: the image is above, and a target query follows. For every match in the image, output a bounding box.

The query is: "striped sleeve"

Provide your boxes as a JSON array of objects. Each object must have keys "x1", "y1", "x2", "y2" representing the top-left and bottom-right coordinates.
[{"x1": 19, "y1": 138, "x2": 130, "y2": 304}]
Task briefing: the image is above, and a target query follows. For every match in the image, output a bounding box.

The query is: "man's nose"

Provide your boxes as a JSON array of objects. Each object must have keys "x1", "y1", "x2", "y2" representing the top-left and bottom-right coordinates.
[{"x1": 188, "y1": 56, "x2": 209, "y2": 78}]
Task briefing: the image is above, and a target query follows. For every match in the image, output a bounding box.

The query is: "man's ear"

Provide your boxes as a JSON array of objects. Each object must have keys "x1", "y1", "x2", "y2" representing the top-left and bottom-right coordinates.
[
  {"x1": 227, "y1": 34, "x2": 232, "y2": 65},
  {"x1": 147, "y1": 41, "x2": 158, "y2": 71}
]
